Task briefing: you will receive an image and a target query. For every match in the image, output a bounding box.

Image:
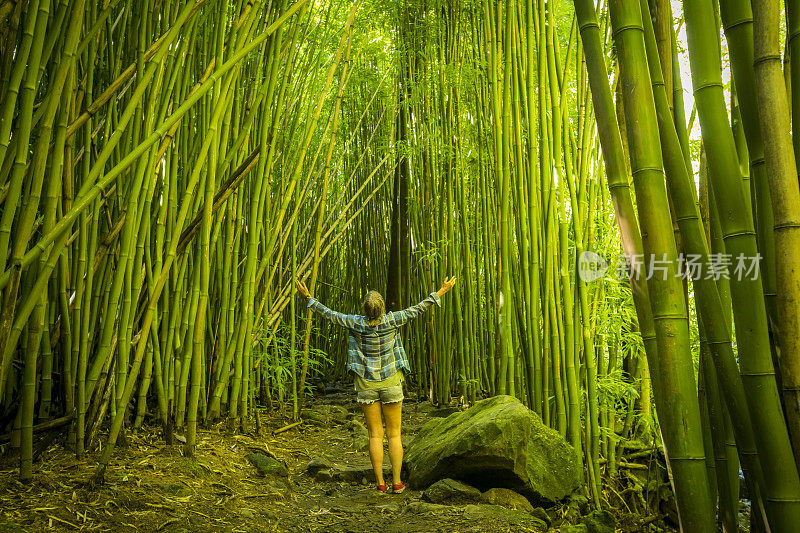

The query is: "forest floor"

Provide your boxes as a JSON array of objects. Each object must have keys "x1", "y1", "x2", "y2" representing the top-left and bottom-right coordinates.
[{"x1": 0, "y1": 389, "x2": 682, "y2": 532}]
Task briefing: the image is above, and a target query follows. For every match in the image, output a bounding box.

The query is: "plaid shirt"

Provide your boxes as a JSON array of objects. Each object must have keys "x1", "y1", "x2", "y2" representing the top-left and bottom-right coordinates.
[{"x1": 307, "y1": 292, "x2": 442, "y2": 381}]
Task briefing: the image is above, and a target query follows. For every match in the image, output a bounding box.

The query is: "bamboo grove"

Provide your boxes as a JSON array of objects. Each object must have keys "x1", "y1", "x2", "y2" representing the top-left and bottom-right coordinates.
[{"x1": 3, "y1": 0, "x2": 800, "y2": 529}]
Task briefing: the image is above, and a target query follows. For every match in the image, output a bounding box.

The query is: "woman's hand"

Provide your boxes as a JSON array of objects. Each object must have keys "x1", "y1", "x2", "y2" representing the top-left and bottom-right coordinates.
[
  {"x1": 295, "y1": 279, "x2": 311, "y2": 299},
  {"x1": 437, "y1": 276, "x2": 457, "y2": 297}
]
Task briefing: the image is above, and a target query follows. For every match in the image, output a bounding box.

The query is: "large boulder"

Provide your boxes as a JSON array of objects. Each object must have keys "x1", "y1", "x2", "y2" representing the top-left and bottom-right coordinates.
[{"x1": 404, "y1": 395, "x2": 581, "y2": 503}]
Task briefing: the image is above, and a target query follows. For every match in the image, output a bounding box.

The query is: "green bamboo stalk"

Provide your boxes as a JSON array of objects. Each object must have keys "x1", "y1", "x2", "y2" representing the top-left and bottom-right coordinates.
[
  {"x1": 750, "y1": 0, "x2": 800, "y2": 471},
  {"x1": 684, "y1": 0, "x2": 800, "y2": 526},
  {"x1": 609, "y1": 0, "x2": 716, "y2": 528},
  {"x1": 636, "y1": 0, "x2": 773, "y2": 525}
]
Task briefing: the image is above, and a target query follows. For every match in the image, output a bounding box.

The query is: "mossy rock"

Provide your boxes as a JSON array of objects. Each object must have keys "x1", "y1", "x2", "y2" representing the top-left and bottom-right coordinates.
[
  {"x1": 306, "y1": 457, "x2": 334, "y2": 475},
  {"x1": 306, "y1": 457, "x2": 335, "y2": 481},
  {"x1": 531, "y1": 507, "x2": 551, "y2": 526},
  {"x1": 462, "y1": 504, "x2": 548, "y2": 530},
  {"x1": 582, "y1": 509, "x2": 615, "y2": 533},
  {"x1": 336, "y1": 463, "x2": 377, "y2": 482},
  {"x1": 422, "y1": 478, "x2": 482, "y2": 503},
  {"x1": 480, "y1": 487, "x2": 534, "y2": 512},
  {"x1": 404, "y1": 395, "x2": 581, "y2": 503},
  {"x1": 247, "y1": 453, "x2": 288, "y2": 477},
  {"x1": 300, "y1": 410, "x2": 328, "y2": 426}
]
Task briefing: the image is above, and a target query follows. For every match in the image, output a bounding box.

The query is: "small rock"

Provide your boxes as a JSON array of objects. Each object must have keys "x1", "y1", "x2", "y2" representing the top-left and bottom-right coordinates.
[
  {"x1": 582, "y1": 509, "x2": 615, "y2": 533},
  {"x1": 301, "y1": 410, "x2": 327, "y2": 426},
  {"x1": 422, "y1": 478, "x2": 482, "y2": 503},
  {"x1": 247, "y1": 453, "x2": 288, "y2": 477},
  {"x1": 480, "y1": 487, "x2": 534, "y2": 512},
  {"x1": 307, "y1": 457, "x2": 334, "y2": 476},
  {"x1": 337, "y1": 463, "x2": 377, "y2": 482},
  {"x1": 315, "y1": 469, "x2": 333, "y2": 482}
]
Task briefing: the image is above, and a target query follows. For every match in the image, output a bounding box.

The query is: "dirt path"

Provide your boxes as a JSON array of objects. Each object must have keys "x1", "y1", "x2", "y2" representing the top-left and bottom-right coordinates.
[{"x1": 0, "y1": 391, "x2": 671, "y2": 532}]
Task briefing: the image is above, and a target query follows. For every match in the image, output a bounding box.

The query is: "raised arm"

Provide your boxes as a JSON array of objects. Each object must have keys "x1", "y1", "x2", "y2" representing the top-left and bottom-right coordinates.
[
  {"x1": 389, "y1": 277, "x2": 457, "y2": 326},
  {"x1": 436, "y1": 276, "x2": 457, "y2": 298},
  {"x1": 295, "y1": 279, "x2": 357, "y2": 329}
]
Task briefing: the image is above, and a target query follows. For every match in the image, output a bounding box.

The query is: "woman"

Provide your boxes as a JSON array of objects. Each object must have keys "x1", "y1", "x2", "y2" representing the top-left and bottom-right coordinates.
[{"x1": 294, "y1": 277, "x2": 457, "y2": 494}]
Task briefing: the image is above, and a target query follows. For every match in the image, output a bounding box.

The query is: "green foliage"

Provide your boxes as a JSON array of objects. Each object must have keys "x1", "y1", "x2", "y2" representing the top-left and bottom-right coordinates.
[{"x1": 255, "y1": 323, "x2": 332, "y2": 403}]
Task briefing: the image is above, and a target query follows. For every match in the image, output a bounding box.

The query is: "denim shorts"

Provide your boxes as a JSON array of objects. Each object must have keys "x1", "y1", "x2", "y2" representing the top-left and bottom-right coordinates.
[{"x1": 356, "y1": 385, "x2": 404, "y2": 405}]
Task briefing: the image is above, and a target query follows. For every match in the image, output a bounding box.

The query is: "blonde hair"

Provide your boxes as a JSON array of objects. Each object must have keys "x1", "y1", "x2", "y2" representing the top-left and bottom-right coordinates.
[{"x1": 363, "y1": 290, "x2": 386, "y2": 326}]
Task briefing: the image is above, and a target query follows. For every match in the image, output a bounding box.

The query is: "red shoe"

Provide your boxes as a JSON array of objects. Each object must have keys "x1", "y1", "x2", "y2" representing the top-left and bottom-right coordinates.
[
  {"x1": 376, "y1": 484, "x2": 388, "y2": 493},
  {"x1": 392, "y1": 482, "x2": 405, "y2": 494}
]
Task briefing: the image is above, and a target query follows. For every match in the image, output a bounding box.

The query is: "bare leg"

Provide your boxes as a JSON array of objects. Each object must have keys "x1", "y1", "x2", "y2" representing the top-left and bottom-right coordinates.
[
  {"x1": 381, "y1": 400, "x2": 403, "y2": 486},
  {"x1": 361, "y1": 401, "x2": 385, "y2": 486}
]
